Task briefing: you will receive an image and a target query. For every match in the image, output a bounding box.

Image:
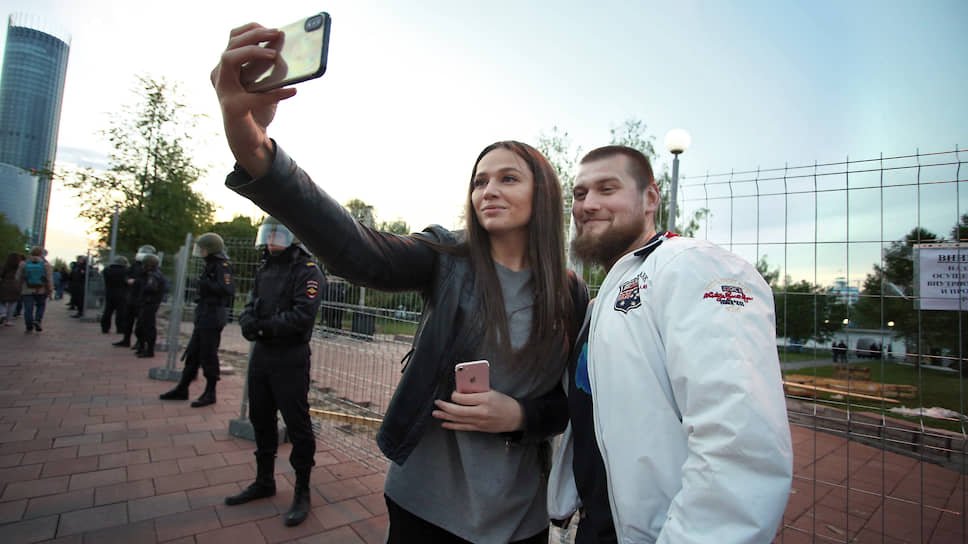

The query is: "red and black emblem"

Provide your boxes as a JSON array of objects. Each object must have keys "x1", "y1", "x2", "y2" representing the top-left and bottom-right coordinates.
[
  {"x1": 306, "y1": 280, "x2": 319, "y2": 299},
  {"x1": 614, "y1": 278, "x2": 641, "y2": 313},
  {"x1": 702, "y1": 280, "x2": 753, "y2": 311}
]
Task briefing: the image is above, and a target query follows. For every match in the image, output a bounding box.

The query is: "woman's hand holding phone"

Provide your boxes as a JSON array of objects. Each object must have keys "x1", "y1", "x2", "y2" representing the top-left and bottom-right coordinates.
[
  {"x1": 210, "y1": 23, "x2": 297, "y2": 179},
  {"x1": 432, "y1": 390, "x2": 525, "y2": 433}
]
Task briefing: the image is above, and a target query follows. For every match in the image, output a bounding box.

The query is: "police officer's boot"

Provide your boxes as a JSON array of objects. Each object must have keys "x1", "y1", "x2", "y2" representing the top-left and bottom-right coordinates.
[
  {"x1": 112, "y1": 337, "x2": 130, "y2": 347},
  {"x1": 136, "y1": 344, "x2": 155, "y2": 358},
  {"x1": 284, "y1": 468, "x2": 312, "y2": 527},
  {"x1": 225, "y1": 456, "x2": 276, "y2": 506},
  {"x1": 191, "y1": 379, "x2": 217, "y2": 407},
  {"x1": 131, "y1": 339, "x2": 144, "y2": 352},
  {"x1": 159, "y1": 372, "x2": 192, "y2": 400}
]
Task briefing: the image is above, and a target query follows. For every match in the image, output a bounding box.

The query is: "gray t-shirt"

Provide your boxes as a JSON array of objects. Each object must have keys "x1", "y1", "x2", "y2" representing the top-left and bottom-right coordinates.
[{"x1": 384, "y1": 263, "x2": 562, "y2": 543}]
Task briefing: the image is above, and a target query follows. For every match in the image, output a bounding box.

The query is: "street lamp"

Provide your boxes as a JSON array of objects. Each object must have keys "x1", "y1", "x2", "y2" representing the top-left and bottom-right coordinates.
[{"x1": 664, "y1": 129, "x2": 691, "y2": 233}]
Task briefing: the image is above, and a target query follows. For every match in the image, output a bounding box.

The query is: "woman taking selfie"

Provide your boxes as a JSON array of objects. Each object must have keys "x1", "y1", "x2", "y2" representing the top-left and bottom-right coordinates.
[{"x1": 212, "y1": 22, "x2": 587, "y2": 543}]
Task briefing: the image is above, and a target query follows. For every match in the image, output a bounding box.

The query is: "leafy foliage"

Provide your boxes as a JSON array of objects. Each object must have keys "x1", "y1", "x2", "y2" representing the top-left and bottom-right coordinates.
[
  {"x1": 851, "y1": 226, "x2": 968, "y2": 373},
  {"x1": 61, "y1": 75, "x2": 214, "y2": 257},
  {"x1": 209, "y1": 215, "x2": 260, "y2": 243},
  {"x1": 0, "y1": 212, "x2": 28, "y2": 257},
  {"x1": 344, "y1": 199, "x2": 375, "y2": 228},
  {"x1": 380, "y1": 218, "x2": 410, "y2": 235},
  {"x1": 774, "y1": 279, "x2": 847, "y2": 344}
]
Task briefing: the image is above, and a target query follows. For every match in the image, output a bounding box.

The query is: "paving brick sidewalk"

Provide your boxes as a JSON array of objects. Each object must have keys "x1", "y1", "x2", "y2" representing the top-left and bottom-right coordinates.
[
  {"x1": 1, "y1": 304, "x2": 966, "y2": 543},
  {"x1": 0, "y1": 305, "x2": 388, "y2": 543}
]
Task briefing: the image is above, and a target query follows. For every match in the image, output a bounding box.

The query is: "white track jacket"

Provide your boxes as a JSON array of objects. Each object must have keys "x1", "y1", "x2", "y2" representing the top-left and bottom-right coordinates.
[{"x1": 549, "y1": 234, "x2": 793, "y2": 543}]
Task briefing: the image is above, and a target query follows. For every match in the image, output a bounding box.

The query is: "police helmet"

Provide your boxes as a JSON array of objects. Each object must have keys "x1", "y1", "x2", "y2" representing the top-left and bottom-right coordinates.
[
  {"x1": 193, "y1": 233, "x2": 225, "y2": 257},
  {"x1": 114, "y1": 256, "x2": 129, "y2": 267},
  {"x1": 255, "y1": 216, "x2": 297, "y2": 251},
  {"x1": 135, "y1": 245, "x2": 157, "y2": 262},
  {"x1": 142, "y1": 254, "x2": 160, "y2": 269}
]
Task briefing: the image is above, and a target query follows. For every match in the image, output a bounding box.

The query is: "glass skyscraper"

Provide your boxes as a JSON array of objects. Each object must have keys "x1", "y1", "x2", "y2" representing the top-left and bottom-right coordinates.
[{"x1": 0, "y1": 13, "x2": 70, "y2": 246}]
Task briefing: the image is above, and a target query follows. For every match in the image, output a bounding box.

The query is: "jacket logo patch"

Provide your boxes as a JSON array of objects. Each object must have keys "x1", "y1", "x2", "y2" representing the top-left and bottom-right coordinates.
[
  {"x1": 223, "y1": 273, "x2": 232, "y2": 284},
  {"x1": 703, "y1": 280, "x2": 753, "y2": 311},
  {"x1": 614, "y1": 278, "x2": 641, "y2": 313},
  {"x1": 306, "y1": 280, "x2": 319, "y2": 299}
]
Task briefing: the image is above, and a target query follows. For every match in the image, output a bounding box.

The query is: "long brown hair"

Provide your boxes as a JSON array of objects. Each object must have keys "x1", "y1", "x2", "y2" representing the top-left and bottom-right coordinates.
[
  {"x1": 464, "y1": 141, "x2": 572, "y2": 363},
  {"x1": 2, "y1": 253, "x2": 21, "y2": 279}
]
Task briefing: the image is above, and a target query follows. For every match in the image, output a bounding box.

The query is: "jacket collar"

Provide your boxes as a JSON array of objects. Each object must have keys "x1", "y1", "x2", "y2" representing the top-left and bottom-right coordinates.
[{"x1": 632, "y1": 231, "x2": 678, "y2": 260}]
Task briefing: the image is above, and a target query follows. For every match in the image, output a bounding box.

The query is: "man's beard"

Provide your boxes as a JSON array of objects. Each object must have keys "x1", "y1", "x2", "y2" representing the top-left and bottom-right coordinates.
[{"x1": 570, "y1": 218, "x2": 646, "y2": 267}]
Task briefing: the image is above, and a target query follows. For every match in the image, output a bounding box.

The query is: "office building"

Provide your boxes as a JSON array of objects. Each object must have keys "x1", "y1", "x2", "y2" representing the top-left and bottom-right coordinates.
[{"x1": 0, "y1": 13, "x2": 70, "y2": 245}]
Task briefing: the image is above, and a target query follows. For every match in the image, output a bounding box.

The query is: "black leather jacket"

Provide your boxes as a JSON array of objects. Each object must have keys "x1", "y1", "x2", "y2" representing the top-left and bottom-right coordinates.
[
  {"x1": 226, "y1": 144, "x2": 588, "y2": 465},
  {"x1": 194, "y1": 253, "x2": 235, "y2": 329}
]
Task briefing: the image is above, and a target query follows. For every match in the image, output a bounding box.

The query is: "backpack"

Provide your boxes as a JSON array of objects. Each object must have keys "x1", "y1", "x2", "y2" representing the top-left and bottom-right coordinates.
[{"x1": 24, "y1": 261, "x2": 45, "y2": 288}]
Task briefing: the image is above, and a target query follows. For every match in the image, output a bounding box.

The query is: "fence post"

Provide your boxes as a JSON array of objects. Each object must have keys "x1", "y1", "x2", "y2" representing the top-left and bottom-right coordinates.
[
  {"x1": 79, "y1": 250, "x2": 99, "y2": 323},
  {"x1": 228, "y1": 311, "x2": 285, "y2": 443},
  {"x1": 149, "y1": 233, "x2": 192, "y2": 381}
]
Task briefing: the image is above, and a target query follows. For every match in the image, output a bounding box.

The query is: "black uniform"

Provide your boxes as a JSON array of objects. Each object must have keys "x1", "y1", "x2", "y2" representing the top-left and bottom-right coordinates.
[
  {"x1": 183, "y1": 253, "x2": 235, "y2": 382},
  {"x1": 101, "y1": 263, "x2": 128, "y2": 333},
  {"x1": 116, "y1": 261, "x2": 145, "y2": 346},
  {"x1": 239, "y1": 245, "x2": 323, "y2": 472},
  {"x1": 69, "y1": 260, "x2": 87, "y2": 316},
  {"x1": 138, "y1": 268, "x2": 167, "y2": 355}
]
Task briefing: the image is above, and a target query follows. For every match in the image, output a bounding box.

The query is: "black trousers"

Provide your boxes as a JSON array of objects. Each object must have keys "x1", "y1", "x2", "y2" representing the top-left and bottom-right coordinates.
[
  {"x1": 101, "y1": 293, "x2": 125, "y2": 333},
  {"x1": 183, "y1": 327, "x2": 222, "y2": 381},
  {"x1": 118, "y1": 302, "x2": 141, "y2": 342},
  {"x1": 138, "y1": 303, "x2": 160, "y2": 349},
  {"x1": 385, "y1": 495, "x2": 550, "y2": 544},
  {"x1": 248, "y1": 350, "x2": 315, "y2": 471}
]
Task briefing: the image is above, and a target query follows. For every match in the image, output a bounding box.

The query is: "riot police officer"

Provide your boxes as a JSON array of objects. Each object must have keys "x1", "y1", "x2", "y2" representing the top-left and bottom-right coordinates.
[
  {"x1": 224, "y1": 217, "x2": 323, "y2": 528},
  {"x1": 101, "y1": 256, "x2": 129, "y2": 334},
  {"x1": 160, "y1": 233, "x2": 234, "y2": 407},
  {"x1": 114, "y1": 245, "x2": 154, "y2": 348},
  {"x1": 135, "y1": 254, "x2": 167, "y2": 358}
]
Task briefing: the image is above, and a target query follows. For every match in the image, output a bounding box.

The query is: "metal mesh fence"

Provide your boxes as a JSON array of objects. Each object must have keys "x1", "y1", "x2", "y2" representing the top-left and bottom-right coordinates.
[
  {"x1": 100, "y1": 147, "x2": 965, "y2": 542},
  {"x1": 674, "y1": 148, "x2": 967, "y2": 543}
]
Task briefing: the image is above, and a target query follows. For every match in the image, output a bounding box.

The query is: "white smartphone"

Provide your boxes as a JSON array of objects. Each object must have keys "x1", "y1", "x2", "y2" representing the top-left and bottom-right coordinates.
[
  {"x1": 243, "y1": 12, "x2": 332, "y2": 92},
  {"x1": 455, "y1": 360, "x2": 490, "y2": 394}
]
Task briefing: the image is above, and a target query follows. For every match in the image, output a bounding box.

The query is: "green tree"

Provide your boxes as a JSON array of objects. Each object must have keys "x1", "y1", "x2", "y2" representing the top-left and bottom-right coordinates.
[
  {"x1": 536, "y1": 126, "x2": 581, "y2": 210},
  {"x1": 344, "y1": 199, "x2": 375, "y2": 228},
  {"x1": 607, "y1": 118, "x2": 708, "y2": 237},
  {"x1": 380, "y1": 218, "x2": 410, "y2": 235},
  {"x1": 0, "y1": 212, "x2": 28, "y2": 256},
  {"x1": 62, "y1": 75, "x2": 214, "y2": 257},
  {"x1": 852, "y1": 226, "x2": 968, "y2": 372},
  {"x1": 755, "y1": 255, "x2": 780, "y2": 287},
  {"x1": 209, "y1": 215, "x2": 260, "y2": 242},
  {"x1": 774, "y1": 279, "x2": 845, "y2": 344},
  {"x1": 950, "y1": 213, "x2": 968, "y2": 242}
]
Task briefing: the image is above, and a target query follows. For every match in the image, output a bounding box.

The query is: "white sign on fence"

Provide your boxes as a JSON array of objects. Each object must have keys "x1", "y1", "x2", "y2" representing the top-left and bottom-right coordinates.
[{"x1": 916, "y1": 243, "x2": 968, "y2": 311}]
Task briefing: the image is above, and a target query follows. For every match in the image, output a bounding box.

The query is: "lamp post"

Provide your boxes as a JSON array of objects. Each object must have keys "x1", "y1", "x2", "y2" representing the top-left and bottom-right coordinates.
[{"x1": 664, "y1": 129, "x2": 691, "y2": 233}]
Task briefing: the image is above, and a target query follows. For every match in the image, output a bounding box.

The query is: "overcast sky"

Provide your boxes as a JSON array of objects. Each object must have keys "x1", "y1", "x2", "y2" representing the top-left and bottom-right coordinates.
[{"x1": 2, "y1": 0, "x2": 966, "y2": 282}]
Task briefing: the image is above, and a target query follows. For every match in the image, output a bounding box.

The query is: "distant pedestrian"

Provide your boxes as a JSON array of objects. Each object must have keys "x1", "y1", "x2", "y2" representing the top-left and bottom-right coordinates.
[
  {"x1": 52, "y1": 267, "x2": 64, "y2": 299},
  {"x1": 16, "y1": 247, "x2": 53, "y2": 333},
  {"x1": 0, "y1": 253, "x2": 22, "y2": 326}
]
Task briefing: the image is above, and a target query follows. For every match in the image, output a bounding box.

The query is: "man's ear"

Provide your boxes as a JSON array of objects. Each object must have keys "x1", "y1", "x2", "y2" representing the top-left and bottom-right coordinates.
[{"x1": 643, "y1": 183, "x2": 661, "y2": 215}]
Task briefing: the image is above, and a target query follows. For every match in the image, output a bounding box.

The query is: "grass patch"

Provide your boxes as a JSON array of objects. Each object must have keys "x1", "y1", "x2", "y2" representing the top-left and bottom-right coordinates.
[
  {"x1": 777, "y1": 349, "x2": 830, "y2": 363},
  {"x1": 783, "y1": 362, "x2": 968, "y2": 433}
]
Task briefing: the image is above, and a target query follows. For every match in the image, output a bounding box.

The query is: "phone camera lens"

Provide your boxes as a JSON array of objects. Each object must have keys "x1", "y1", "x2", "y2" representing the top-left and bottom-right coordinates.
[{"x1": 305, "y1": 15, "x2": 322, "y2": 32}]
